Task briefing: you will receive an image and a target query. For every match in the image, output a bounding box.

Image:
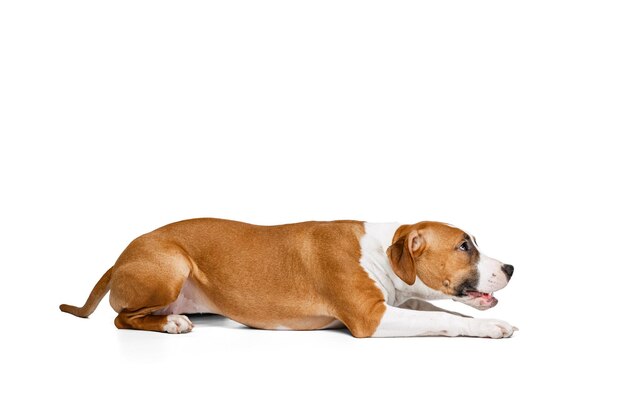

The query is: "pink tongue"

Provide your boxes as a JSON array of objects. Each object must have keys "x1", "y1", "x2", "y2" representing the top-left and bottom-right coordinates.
[{"x1": 468, "y1": 291, "x2": 492, "y2": 300}]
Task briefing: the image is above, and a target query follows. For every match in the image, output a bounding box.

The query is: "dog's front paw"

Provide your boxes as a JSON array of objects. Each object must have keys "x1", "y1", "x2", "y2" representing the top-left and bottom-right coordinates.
[
  {"x1": 468, "y1": 318, "x2": 517, "y2": 339},
  {"x1": 163, "y1": 314, "x2": 194, "y2": 334}
]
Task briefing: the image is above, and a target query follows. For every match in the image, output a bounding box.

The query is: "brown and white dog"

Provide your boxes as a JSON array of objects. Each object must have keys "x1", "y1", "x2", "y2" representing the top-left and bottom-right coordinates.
[{"x1": 60, "y1": 218, "x2": 517, "y2": 338}]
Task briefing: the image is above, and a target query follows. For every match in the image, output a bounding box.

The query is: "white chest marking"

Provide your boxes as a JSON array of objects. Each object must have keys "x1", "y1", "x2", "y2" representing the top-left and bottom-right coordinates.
[{"x1": 359, "y1": 222, "x2": 400, "y2": 305}]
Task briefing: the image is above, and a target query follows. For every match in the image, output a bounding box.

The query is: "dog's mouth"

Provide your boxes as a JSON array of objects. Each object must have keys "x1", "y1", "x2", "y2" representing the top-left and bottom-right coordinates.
[
  {"x1": 465, "y1": 290, "x2": 496, "y2": 302},
  {"x1": 460, "y1": 289, "x2": 498, "y2": 310}
]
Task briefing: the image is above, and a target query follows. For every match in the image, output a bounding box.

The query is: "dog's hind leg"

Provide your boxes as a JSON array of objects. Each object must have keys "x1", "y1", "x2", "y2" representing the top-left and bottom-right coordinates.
[
  {"x1": 115, "y1": 309, "x2": 194, "y2": 334},
  {"x1": 109, "y1": 243, "x2": 196, "y2": 334}
]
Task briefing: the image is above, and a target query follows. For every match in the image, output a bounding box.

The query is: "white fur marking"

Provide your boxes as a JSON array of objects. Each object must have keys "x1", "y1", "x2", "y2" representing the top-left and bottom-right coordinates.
[
  {"x1": 373, "y1": 305, "x2": 516, "y2": 338},
  {"x1": 359, "y1": 223, "x2": 400, "y2": 304},
  {"x1": 163, "y1": 314, "x2": 194, "y2": 334},
  {"x1": 477, "y1": 254, "x2": 508, "y2": 293},
  {"x1": 396, "y1": 276, "x2": 449, "y2": 304}
]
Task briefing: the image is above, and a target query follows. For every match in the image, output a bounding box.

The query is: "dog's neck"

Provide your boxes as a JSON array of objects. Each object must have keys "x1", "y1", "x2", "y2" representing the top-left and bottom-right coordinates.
[{"x1": 360, "y1": 222, "x2": 448, "y2": 306}]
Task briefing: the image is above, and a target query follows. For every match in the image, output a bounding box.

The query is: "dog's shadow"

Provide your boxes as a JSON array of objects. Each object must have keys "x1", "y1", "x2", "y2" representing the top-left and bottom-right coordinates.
[
  {"x1": 186, "y1": 314, "x2": 352, "y2": 336},
  {"x1": 186, "y1": 313, "x2": 247, "y2": 329}
]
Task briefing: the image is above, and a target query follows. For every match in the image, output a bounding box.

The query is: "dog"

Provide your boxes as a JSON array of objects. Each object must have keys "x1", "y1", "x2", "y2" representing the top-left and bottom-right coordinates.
[{"x1": 60, "y1": 218, "x2": 516, "y2": 338}]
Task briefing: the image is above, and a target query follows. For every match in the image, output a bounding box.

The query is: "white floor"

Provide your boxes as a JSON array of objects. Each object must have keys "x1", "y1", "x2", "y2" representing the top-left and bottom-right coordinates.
[{"x1": 5, "y1": 287, "x2": 622, "y2": 418}]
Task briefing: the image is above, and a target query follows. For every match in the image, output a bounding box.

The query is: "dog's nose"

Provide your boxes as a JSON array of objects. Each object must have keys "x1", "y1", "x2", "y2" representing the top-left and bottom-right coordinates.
[{"x1": 502, "y1": 264, "x2": 514, "y2": 281}]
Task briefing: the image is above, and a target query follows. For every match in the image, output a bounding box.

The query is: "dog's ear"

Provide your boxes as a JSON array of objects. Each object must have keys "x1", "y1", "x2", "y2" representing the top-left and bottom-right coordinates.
[{"x1": 387, "y1": 229, "x2": 423, "y2": 285}]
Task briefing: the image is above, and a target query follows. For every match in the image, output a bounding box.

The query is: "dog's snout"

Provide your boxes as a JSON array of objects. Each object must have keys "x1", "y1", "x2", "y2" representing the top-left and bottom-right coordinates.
[{"x1": 502, "y1": 264, "x2": 514, "y2": 281}]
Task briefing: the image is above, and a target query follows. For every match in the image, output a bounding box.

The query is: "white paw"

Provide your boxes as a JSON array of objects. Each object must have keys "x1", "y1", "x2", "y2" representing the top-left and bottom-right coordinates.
[
  {"x1": 163, "y1": 314, "x2": 194, "y2": 334},
  {"x1": 469, "y1": 318, "x2": 517, "y2": 339}
]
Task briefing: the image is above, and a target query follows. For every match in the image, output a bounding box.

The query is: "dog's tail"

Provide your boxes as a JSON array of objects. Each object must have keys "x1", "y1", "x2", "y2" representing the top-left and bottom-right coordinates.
[{"x1": 59, "y1": 267, "x2": 113, "y2": 318}]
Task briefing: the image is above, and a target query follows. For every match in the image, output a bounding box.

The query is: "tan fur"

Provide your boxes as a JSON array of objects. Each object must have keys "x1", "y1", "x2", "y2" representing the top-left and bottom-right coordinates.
[
  {"x1": 386, "y1": 227, "x2": 421, "y2": 284},
  {"x1": 61, "y1": 218, "x2": 386, "y2": 338},
  {"x1": 388, "y1": 221, "x2": 479, "y2": 295},
  {"x1": 59, "y1": 267, "x2": 112, "y2": 317}
]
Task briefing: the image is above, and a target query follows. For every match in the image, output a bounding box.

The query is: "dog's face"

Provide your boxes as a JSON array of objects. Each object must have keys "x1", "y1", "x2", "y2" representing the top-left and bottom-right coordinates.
[{"x1": 387, "y1": 222, "x2": 513, "y2": 310}]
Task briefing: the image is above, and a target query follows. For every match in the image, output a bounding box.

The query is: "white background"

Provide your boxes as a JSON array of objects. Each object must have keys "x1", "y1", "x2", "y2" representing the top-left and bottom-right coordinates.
[{"x1": 1, "y1": 1, "x2": 625, "y2": 417}]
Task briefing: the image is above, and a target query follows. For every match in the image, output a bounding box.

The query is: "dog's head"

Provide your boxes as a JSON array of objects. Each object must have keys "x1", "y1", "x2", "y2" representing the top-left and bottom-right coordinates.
[{"x1": 387, "y1": 222, "x2": 513, "y2": 310}]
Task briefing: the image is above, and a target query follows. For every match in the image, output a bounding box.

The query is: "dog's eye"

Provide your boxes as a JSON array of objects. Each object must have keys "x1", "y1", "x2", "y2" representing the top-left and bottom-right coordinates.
[{"x1": 459, "y1": 241, "x2": 469, "y2": 252}]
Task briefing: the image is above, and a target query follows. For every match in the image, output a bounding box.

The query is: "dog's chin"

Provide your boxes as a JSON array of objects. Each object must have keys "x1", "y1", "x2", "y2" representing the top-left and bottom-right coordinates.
[{"x1": 454, "y1": 292, "x2": 499, "y2": 311}]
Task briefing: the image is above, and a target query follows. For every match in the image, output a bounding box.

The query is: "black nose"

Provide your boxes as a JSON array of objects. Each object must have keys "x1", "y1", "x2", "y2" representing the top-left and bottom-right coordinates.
[{"x1": 502, "y1": 264, "x2": 514, "y2": 281}]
